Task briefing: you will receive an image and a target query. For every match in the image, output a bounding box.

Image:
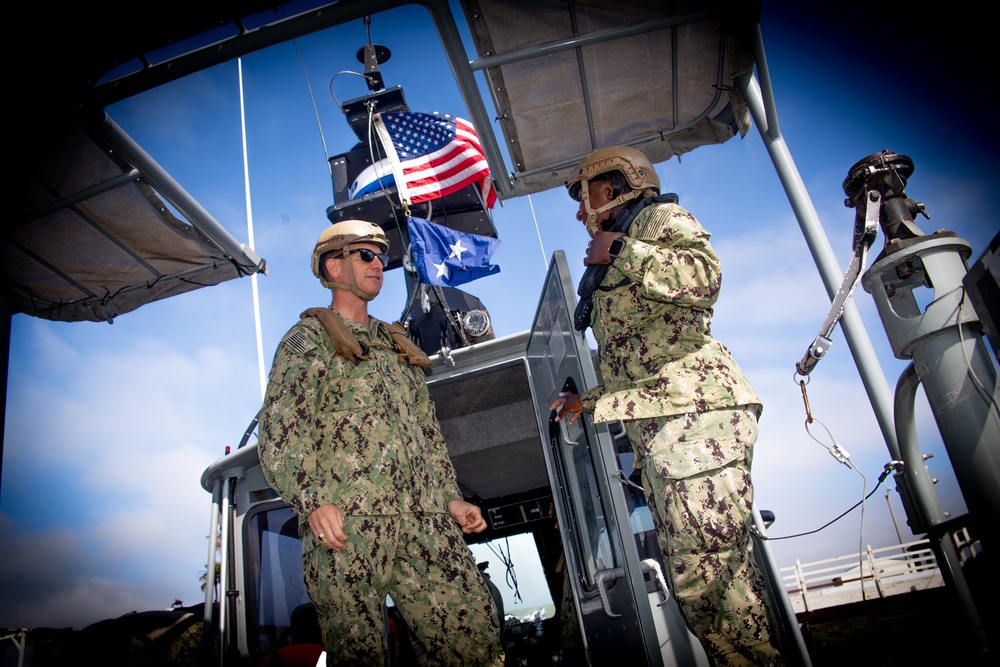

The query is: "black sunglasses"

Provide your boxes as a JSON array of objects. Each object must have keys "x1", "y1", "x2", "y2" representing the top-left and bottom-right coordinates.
[{"x1": 336, "y1": 247, "x2": 389, "y2": 268}]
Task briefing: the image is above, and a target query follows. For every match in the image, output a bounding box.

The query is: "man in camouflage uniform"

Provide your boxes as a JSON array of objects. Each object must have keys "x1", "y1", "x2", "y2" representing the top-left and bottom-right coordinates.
[
  {"x1": 258, "y1": 220, "x2": 504, "y2": 667},
  {"x1": 551, "y1": 146, "x2": 784, "y2": 666}
]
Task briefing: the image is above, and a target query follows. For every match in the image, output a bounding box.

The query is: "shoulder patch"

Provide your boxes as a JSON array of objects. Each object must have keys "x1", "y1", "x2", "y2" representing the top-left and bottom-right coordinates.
[
  {"x1": 631, "y1": 206, "x2": 673, "y2": 241},
  {"x1": 283, "y1": 329, "x2": 316, "y2": 356}
]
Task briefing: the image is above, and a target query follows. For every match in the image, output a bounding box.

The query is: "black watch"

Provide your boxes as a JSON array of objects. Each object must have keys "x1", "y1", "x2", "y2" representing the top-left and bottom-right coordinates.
[{"x1": 608, "y1": 237, "x2": 626, "y2": 259}]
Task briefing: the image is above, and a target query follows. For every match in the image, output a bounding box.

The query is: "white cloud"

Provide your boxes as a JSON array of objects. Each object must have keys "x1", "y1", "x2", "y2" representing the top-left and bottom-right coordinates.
[{"x1": 2, "y1": 299, "x2": 263, "y2": 629}]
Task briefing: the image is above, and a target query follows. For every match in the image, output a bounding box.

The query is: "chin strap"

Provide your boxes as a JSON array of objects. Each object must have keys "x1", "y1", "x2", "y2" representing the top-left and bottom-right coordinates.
[
  {"x1": 580, "y1": 179, "x2": 643, "y2": 235},
  {"x1": 319, "y1": 242, "x2": 378, "y2": 301}
]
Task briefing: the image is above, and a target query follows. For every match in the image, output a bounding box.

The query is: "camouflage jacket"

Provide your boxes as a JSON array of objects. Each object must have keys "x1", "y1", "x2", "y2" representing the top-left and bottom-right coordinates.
[
  {"x1": 257, "y1": 314, "x2": 463, "y2": 530},
  {"x1": 580, "y1": 200, "x2": 760, "y2": 422}
]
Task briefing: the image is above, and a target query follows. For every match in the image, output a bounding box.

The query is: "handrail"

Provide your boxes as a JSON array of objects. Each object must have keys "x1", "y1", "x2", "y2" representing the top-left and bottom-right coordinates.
[{"x1": 778, "y1": 531, "x2": 979, "y2": 613}]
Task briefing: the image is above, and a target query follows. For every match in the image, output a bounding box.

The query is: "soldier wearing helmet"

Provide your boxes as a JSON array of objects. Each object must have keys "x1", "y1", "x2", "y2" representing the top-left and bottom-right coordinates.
[
  {"x1": 567, "y1": 144, "x2": 661, "y2": 237},
  {"x1": 553, "y1": 146, "x2": 785, "y2": 666},
  {"x1": 259, "y1": 219, "x2": 504, "y2": 667},
  {"x1": 310, "y1": 219, "x2": 389, "y2": 301}
]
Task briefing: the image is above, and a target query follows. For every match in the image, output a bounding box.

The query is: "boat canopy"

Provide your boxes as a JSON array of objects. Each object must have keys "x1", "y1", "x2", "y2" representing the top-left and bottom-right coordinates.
[
  {"x1": 11, "y1": 112, "x2": 266, "y2": 323},
  {"x1": 461, "y1": 0, "x2": 756, "y2": 197},
  {"x1": 7, "y1": 0, "x2": 758, "y2": 323}
]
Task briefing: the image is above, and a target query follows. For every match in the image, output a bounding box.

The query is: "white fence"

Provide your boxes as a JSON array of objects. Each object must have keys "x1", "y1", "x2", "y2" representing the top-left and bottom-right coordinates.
[{"x1": 779, "y1": 529, "x2": 978, "y2": 614}]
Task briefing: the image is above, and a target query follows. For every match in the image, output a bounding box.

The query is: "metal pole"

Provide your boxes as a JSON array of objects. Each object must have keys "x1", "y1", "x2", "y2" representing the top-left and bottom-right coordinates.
[
  {"x1": 735, "y1": 69, "x2": 899, "y2": 454},
  {"x1": 885, "y1": 489, "x2": 904, "y2": 545},
  {"x1": 863, "y1": 236, "x2": 1000, "y2": 556}
]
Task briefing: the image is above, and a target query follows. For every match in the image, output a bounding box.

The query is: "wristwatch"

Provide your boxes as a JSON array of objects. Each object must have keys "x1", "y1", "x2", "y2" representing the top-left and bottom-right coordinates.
[{"x1": 608, "y1": 236, "x2": 627, "y2": 259}]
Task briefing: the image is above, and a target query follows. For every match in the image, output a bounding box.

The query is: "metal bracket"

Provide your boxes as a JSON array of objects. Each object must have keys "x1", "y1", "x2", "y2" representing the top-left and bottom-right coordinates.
[{"x1": 795, "y1": 189, "x2": 879, "y2": 375}]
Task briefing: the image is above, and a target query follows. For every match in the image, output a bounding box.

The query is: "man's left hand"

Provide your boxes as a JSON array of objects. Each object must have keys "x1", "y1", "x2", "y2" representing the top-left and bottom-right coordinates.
[{"x1": 448, "y1": 499, "x2": 488, "y2": 534}]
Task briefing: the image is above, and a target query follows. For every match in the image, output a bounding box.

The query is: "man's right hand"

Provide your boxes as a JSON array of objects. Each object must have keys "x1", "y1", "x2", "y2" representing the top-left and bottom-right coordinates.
[
  {"x1": 308, "y1": 504, "x2": 348, "y2": 551},
  {"x1": 584, "y1": 231, "x2": 626, "y2": 266},
  {"x1": 550, "y1": 392, "x2": 585, "y2": 423}
]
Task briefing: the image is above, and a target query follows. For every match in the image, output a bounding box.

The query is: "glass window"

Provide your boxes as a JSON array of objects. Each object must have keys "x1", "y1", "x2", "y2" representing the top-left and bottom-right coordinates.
[
  {"x1": 470, "y1": 533, "x2": 556, "y2": 622},
  {"x1": 616, "y1": 444, "x2": 663, "y2": 572},
  {"x1": 247, "y1": 505, "x2": 313, "y2": 654},
  {"x1": 560, "y1": 415, "x2": 614, "y2": 581}
]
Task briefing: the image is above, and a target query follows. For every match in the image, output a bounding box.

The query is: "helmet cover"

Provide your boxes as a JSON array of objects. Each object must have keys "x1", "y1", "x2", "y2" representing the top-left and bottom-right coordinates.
[{"x1": 566, "y1": 145, "x2": 660, "y2": 200}]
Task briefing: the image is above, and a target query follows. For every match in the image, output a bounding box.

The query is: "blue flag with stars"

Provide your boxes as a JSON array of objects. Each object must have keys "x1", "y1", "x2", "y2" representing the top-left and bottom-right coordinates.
[{"x1": 407, "y1": 217, "x2": 500, "y2": 288}]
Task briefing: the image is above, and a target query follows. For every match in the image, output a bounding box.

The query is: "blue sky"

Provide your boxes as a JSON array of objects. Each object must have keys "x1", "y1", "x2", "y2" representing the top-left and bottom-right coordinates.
[{"x1": 2, "y1": 2, "x2": 997, "y2": 630}]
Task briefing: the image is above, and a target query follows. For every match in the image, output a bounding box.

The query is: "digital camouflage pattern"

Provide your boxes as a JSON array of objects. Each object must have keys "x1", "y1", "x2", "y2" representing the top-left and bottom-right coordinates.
[
  {"x1": 579, "y1": 199, "x2": 783, "y2": 665},
  {"x1": 629, "y1": 409, "x2": 783, "y2": 666},
  {"x1": 579, "y1": 201, "x2": 760, "y2": 422},
  {"x1": 259, "y1": 315, "x2": 464, "y2": 526},
  {"x1": 258, "y1": 313, "x2": 503, "y2": 666},
  {"x1": 303, "y1": 513, "x2": 502, "y2": 667}
]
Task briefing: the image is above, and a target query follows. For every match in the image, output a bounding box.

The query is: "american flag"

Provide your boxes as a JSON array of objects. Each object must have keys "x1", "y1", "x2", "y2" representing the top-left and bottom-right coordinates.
[{"x1": 375, "y1": 111, "x2": 496, "y2": 208}]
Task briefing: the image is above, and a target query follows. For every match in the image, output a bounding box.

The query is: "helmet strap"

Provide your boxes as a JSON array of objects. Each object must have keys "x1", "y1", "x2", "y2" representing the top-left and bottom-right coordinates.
[
  {"x1": 320, "y1": 242, "x2": 378, "y2": 301},
  {"x1": 581, "y1": 180, "x2": 641, "y2": 235},
  {"x1": 580, "y1": 179, "x2": 600, "y2": 235}
]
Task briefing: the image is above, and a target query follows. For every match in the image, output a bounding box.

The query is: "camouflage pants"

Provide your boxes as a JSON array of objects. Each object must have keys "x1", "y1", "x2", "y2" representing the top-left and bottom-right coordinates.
[
  {"x1": 627, "y1": 406, "x2": 784, "y2": 667},
  {"x1": 302, "y1": 512, "x2": 504, "y2": 667}
]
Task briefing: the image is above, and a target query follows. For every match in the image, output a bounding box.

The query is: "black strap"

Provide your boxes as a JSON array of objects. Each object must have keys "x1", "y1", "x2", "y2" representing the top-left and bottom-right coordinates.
[
  {"x1": 597, "y1": 278, "x2": 632, "y2": 292},
  {"x1": 574, "y1": 193, "x2": 678, "y2": 332}
]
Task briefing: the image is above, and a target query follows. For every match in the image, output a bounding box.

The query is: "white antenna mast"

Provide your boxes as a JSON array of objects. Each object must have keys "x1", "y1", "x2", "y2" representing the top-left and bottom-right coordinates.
[{"x1": 239, "y1": 57, "x2": 267, "y2": 401}]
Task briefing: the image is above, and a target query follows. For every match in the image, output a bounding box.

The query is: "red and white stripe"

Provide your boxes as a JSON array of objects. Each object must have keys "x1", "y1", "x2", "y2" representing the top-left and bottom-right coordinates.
[{"x1": 396, "y1": 118, "x2": 496, "y2": 207}]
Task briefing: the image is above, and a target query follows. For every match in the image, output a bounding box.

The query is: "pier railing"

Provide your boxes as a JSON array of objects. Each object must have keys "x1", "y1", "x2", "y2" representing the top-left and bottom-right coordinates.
[{"x1": 779, "y1": 529, "x2": 977, "y2": 614}]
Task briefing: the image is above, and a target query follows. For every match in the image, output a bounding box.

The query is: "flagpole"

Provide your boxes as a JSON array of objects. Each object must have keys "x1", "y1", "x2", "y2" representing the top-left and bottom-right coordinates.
[
  {"x1": 239, "y1": 58, "x2": 268, "y2": 402},
  {"x1": 372, "y1": 114, "x2": 411, "y2": 216}
]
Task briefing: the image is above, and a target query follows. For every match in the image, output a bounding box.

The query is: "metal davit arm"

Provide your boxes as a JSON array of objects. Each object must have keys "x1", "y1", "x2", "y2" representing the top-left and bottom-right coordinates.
[{"x1": 734, "y1": 24, "x2": 899, "y2": 457}]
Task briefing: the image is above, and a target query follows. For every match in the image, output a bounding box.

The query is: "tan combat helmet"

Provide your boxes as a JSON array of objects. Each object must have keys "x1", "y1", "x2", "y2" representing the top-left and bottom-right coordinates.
[
  {"x1": 566, "y1": 145, "x2": 660, "y2": 235},
  {"x1": 311, "y1": 220, "x2": 389, "y2": 300}
]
